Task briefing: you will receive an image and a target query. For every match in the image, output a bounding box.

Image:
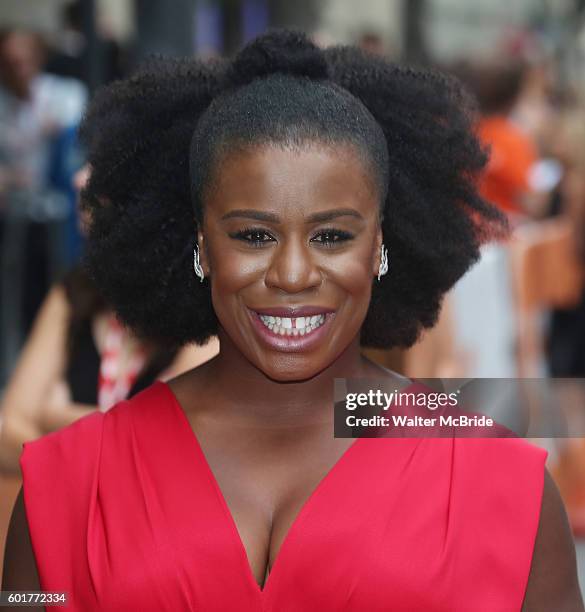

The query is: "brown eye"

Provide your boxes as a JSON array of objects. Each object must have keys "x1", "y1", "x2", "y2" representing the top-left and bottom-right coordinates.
[
  {"x1": 310, "y1": 229, "x2": 354, "y2": 246},
  {"x1": 229, "y1": 228, "x2": 276, "y2": 246}
]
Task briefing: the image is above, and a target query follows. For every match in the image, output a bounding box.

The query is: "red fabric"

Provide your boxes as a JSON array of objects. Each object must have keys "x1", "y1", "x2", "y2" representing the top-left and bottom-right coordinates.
[{"x1": 20, "y1": 381, "x2": 547, "y2": 611}]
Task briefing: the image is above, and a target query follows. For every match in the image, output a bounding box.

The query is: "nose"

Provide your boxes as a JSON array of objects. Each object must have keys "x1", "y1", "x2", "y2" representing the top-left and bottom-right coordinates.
[{"x1": 264, "y1": 238, "x2": 322, "y2": 294}]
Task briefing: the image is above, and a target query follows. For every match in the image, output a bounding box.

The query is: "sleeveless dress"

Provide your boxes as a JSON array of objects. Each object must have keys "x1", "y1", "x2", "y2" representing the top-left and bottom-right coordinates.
[{"x1": 20, "y1": 381, "x2": 547, "y2": 611}]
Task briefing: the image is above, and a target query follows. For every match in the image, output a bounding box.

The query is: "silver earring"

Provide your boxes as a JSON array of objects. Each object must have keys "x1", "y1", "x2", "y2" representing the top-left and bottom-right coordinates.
[
  {"x1": 193, "y1": 244, "x2": 204, "y2": 282},
  {"x1": 377, "y1": 243, "x2": 389, "y2": 281}
]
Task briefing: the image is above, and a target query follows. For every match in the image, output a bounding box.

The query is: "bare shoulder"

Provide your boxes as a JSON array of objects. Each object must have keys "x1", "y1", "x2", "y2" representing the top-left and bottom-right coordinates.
[
  {"x1": 522, "y1": 468, "x2": 584, "y2": 611},
  {"x1": 2, "y1": 486, "x2": 43, "y2": 610}
]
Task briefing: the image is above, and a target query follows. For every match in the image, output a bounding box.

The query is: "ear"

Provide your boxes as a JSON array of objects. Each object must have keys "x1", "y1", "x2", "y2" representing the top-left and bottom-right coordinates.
[
  {"x1": 196, "y1": 226, "x2": 211, "y2": 277},
  {"x1": 372, "y1": 227, "x2": 383, "y2": 277}
]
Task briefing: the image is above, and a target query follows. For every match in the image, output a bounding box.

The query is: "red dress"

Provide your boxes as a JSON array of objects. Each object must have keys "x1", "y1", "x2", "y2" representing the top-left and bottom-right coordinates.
[{"x1": 20, "y1": 381, "x2": 547, "y2": 611}]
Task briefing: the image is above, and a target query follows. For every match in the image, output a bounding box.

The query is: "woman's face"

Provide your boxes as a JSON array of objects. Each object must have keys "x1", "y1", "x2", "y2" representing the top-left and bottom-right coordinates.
[{"x1": 199, "y1": 143, "x2": 382, "y2": 382}]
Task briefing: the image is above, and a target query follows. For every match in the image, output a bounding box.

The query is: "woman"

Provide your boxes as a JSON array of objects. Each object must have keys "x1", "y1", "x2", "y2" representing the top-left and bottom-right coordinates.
[
  {"x1": 3, "y1": 31, "x2": 582, "y2": 610},
  {"x1": 546, "y1": 108, "x2": 585, "y2": 537},
  {"x1": 0, "y1": 165, "x2": 219, "y2": 475},
  {"x1": 0, "y1": 264, "x2": 219, "y2": 474},
  {"x1": 547, "y1": 108, "x2": 585, "y2": 378}
]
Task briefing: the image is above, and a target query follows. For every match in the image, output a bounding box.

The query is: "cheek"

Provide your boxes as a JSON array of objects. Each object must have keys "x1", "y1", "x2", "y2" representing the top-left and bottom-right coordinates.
[
  {"x1": 318, "y1": 240, "x2": 376, "y2": 345},
  {"x1": 210, "y1": 250, "x2": 261, "y2": 289},
  {"x1": 205, "y1": 241, "x2": 262, "y2": 319},
  {"x1": 322, "y1": 240, "x2": 376, "y2": 297},
  {"x1": 205, "y1": 222, "x2": 272, "y2": 284}
]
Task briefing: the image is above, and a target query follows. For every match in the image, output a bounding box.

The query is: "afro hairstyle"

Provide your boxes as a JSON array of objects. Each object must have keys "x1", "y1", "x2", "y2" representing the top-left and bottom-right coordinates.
[{"x1": 79, "y1": 29, "x2": 508, "y2": 349}]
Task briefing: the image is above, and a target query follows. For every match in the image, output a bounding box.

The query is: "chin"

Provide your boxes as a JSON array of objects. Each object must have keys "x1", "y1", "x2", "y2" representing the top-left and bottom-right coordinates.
[{"x1": 257, "y1": 354, "x2": 332, "y2": 383}]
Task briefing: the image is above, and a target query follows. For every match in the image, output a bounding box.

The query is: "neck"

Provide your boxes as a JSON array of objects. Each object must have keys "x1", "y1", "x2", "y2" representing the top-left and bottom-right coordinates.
[{"x1": 202, "y1": 330, "x2": 369, "y2": 429}]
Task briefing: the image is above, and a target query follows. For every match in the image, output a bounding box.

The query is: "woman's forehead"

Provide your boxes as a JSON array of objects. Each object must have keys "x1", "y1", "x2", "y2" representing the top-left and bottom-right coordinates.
[{"x1": 204, "y1": 143, "x2": 380, "y2": 219}]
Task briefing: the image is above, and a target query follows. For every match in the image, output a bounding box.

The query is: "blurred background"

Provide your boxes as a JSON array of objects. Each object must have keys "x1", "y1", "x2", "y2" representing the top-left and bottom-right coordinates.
[{"x1": 1, "y1": 0, "x2": 585, "y2": 591}]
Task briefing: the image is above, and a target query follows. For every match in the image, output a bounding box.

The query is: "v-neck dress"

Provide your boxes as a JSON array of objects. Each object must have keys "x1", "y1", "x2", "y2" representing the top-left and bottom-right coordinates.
[{"x1": 20, "y1": 381, "x2": 547, "y2": 611}]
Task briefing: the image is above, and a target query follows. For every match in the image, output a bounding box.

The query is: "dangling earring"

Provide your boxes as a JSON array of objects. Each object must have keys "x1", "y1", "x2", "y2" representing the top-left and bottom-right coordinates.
[
  {"x1": 377, "y1": 243, "x2": 389, "y2": 281},
  {"x1": 193, "y1": 243, "x2": 205, "y2": 282}
]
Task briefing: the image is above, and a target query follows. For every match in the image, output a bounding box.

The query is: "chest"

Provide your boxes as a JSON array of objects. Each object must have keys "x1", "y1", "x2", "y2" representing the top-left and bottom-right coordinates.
[
  {"x1": 196, "y1": 430, "x2": 359, "y2": 590},
  {"x1": 91, "y1": 435, "x2": 463, "y2": 611},
  {"x1": 67, "y1": 402, "x2": 533, "y2": 612}
]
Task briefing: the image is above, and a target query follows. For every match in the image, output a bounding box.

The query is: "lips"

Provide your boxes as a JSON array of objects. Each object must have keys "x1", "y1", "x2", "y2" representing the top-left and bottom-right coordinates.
[
  {"x1": 252, "y1": 306, "x2": 336, "y2": 317},
  {"x1": 247, "y1": 306, "x2": 336, "y2": 353}
]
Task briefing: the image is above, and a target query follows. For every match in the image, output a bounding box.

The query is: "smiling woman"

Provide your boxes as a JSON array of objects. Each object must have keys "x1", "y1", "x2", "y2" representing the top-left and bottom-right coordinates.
[
  {"x1": 199, "y1": 144, "x2": 383, "y2": 381},
  {"x1": 2, "y1": 29, "x2": 583, "y2": 612}
]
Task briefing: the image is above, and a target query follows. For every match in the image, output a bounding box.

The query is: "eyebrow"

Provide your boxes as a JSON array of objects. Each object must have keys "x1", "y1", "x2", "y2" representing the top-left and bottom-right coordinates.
[{"x1": 220, "y1": 208, "x2": 364, "y2": 223}]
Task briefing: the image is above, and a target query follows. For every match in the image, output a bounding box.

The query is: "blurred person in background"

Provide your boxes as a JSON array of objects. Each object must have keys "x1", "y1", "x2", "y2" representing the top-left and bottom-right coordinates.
[
  {"x1": 0, "y1": 29, "x2": 87, "y2": 380},
  {"x1": 546, "y1": 109, "x2": 585, "y2": 379},
  {"x1": 501, "y1": 29, "x2": 558, "y2": 152},
  {"x1": 544, "y1": 108, "x2": 585, "y2": 537},
  {"x1": 0, "y1": 28, "x2": 87, "y2": 224},
  {"x1": 45, "y1": 0, "x2": 125, "y2": 84},
  {"x1": 463, "y1": 60, "x2": 556, "y2": 223},
  {"x1": 0, "y1": 165, "x2": 219, "y2": 475}
]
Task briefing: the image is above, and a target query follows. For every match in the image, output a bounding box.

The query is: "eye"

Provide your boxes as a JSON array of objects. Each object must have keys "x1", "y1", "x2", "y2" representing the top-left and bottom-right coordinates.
[
  {"x1": 229, "y1": 227, "x2": 276, "y2": 247},
  {"x1": 310, "y1": 228, "x2": 354, "y2": 247}
]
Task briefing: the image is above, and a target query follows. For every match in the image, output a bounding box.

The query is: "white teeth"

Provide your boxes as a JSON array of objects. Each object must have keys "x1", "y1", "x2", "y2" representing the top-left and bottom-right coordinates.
[{"x1": 257, "y1": 312, "x2": 328, "y2": 335}]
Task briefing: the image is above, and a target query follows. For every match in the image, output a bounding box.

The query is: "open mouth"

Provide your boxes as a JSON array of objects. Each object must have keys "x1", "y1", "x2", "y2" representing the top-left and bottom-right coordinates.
[
  {"x1": 247, "y1": 307, "x2": 336, "y2": 352},
  {"x1": 257, "y1": 314, "x2": 326, "y2": 336}
]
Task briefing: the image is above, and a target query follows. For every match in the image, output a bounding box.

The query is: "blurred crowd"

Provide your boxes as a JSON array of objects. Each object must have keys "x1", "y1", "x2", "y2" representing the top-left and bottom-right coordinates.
[{"x1": 1, "y1": 0, "x2": 585, "y2": 575}]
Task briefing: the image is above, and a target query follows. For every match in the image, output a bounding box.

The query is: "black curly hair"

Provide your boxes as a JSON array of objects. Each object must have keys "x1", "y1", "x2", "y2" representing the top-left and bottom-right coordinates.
[
  {"x1": 190, "y1": 53, "x2": 390, "y2": 222},
  {"x1": 79, "y1": 29, "x2": 508, "y2": 350}
]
